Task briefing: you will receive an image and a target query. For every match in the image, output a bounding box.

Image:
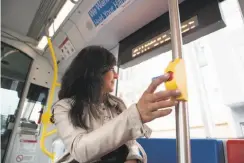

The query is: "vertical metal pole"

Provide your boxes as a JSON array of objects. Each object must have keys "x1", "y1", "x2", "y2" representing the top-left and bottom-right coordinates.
[{"x1": 168, "y1": 0, "x2": 191, "y2": 163}]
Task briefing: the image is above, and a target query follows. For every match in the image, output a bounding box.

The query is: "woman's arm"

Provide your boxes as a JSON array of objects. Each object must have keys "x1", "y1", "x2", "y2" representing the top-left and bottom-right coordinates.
[
  {"x1": 53, "y1": 101, "x2": 151, "y2": 163},
  {"x1": 125, "y1": 140, "x2": 144, "y2": 162}
]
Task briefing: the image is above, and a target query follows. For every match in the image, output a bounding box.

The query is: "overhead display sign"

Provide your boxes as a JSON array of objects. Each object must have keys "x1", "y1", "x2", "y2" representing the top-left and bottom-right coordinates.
[
  {"x1": 118, "y1": 0, "x2": 225, "y2": 68},
  {"x1": 88, "y1": 0, "x2": 130, "y2": 27}
]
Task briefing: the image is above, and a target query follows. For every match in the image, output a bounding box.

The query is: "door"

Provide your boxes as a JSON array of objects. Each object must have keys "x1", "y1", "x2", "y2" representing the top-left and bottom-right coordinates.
[{"x1": 1, "y1": 42, "x2": 33, "y2": 162}]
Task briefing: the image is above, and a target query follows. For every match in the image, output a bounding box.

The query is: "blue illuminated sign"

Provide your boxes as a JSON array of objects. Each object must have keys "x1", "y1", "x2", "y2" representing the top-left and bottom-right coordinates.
[{"x1": 88, "y1": 0, "x2": 127, "y2": 26}]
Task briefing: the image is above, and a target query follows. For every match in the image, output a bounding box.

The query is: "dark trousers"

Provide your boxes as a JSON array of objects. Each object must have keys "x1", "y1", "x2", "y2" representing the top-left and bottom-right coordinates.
[{"x1": 72, "y1": 145, "x2": 129, "y2": 163}]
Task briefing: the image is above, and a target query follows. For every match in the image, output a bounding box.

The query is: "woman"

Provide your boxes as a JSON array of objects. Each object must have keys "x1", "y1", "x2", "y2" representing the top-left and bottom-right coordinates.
[{"x1": 52, "y1": 46, "x2": 180, "y2": 163}]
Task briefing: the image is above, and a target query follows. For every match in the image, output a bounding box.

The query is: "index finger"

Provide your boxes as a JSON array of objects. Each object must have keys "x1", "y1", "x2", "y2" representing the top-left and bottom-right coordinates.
[{"x1": 145, "y1": 73, "x2": 170, "y2": 94}]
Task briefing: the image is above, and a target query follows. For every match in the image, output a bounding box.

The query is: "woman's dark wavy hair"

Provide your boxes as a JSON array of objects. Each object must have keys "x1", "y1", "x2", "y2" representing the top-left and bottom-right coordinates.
[{"x1": 58, "y1": 45, "x2": 116, "y2": 129}]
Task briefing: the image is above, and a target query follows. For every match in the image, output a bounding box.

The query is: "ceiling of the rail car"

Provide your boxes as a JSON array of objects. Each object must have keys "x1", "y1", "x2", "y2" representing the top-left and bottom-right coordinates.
[
  {"x1": 86, "y1": 0, "x2": 183, "y2": 46},
  {"x1": 49, "y1": 0, "x2": 184, "y2": 73},
  {"x1": 1, "y1": 0, "x2": 184, "y2": 73},
  {"x1": 1, "y1": 0, "x2": 66, "y2": 40},
  {"x1": 1, "y1": 0, "x2": 41, "y2": 36}
]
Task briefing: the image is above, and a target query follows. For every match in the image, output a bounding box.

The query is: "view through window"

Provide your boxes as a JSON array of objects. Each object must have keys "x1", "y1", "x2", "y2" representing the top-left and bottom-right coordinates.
[{"x1": 117, "y1": 0, "x2": 244, "y2": 138}]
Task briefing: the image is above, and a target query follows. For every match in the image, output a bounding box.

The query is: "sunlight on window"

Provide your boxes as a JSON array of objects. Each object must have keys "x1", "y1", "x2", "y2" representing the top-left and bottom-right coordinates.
[
  {"x1": 0, "y1": 88, "x2": 19, "y2": 115},
  {"x1": 29, "y1": 102, "x2": 43, "y2": 124},
  {"x1": 220, "y1": 0, "x2": 243, "y2": 30}
]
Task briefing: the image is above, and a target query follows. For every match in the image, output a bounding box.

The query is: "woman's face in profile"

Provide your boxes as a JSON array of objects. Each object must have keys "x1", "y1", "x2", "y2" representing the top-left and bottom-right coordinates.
[{"x1": 103, "y1": 67, "x2": 118, "y2": 93}]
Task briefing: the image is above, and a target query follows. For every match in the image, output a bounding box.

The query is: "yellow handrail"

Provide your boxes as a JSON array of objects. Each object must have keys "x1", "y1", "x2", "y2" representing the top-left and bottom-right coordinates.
[
  {"x1": 40, "y1": 37, "x2": 60, "y2": 162},
  {"x1": 44, "y1": 129, "x2": 58, "y2": 137}
]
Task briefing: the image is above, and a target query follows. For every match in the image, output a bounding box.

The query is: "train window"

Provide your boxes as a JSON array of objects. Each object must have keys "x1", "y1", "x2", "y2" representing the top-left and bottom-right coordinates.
[
  {"x1": 21, "y1": 100, "x2": 43, "y2": 124},
  {"x1": 117, "y1": 0, "x2": 244, "y2": 138},
  {"x1": 118, "y1": 47, "x2": 206, "y2": 138}
]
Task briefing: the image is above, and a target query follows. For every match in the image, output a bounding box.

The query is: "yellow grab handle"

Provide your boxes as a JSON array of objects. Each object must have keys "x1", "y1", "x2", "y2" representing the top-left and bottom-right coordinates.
[
  {"x1": 164, "y1": 58, "x2": 188, "y2": 101},
  {"x1": 40, "y1": 37, "x2": 59, "y2": 162}
]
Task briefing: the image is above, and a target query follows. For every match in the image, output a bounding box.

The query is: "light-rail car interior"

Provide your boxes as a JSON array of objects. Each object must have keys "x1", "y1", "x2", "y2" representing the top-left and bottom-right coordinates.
[{"x1": 1, "y1": 0, "x2": 244, "y2": 163}]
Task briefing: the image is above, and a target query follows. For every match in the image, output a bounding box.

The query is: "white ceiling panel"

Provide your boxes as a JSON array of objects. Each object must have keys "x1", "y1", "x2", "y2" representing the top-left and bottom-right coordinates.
[{"x1": 1, "y1": 0, "x2": 42, "y2": 36}]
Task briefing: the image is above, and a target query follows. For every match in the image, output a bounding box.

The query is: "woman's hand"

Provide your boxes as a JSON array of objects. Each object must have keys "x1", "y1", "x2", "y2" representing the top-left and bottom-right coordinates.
[
  {"x1": 125, "y1": 160, "x2": 138, "y2": 163},
  {"x1": 137, "y1": 73, "x2": 181, "y2": 123}
]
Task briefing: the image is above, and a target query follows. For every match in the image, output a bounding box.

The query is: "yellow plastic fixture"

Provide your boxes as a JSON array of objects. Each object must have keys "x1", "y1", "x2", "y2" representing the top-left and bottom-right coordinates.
[
  {"x1": 40, "y1": 37, "x2": 60, "y2": 162},
  {"x1": 164, "y1": 58, "x2": 188, "y2": 101}
]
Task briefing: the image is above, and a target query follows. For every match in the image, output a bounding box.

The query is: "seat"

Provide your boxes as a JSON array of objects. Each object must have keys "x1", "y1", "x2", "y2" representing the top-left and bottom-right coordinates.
[
  {"x1": 226, "y1": 139, "x2": 244, "y2": 163},
  {"x1": 137, "y1": 138, "x2": 225, "y2": 163}
]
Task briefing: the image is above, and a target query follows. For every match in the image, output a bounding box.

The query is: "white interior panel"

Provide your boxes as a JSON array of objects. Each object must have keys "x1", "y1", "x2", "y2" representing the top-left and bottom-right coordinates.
[
  {"x1": 53, "y1": 32, "x2": 67, "y2": 48},
  {"x1": 62, "y1": 20, "x2": 73, "y2": 32},
  {"x1": 63, "y1": 21, "x2": 85, "y2": 51},
  {"x1": 69, "y1": 0, "x2": 98, "y2": 42},
  {"x1": 69, "y1": 9, "x2": 84, "y2": 24},
  {"x1": 76, "y1": 12, "x2": 98, "y2": 42},
  {"x1": 70, "y1": 0, "x2": 97, "y2": 23},
  {"x1": 30, "y1": 55, "x2": 53, "y2": 88}
]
